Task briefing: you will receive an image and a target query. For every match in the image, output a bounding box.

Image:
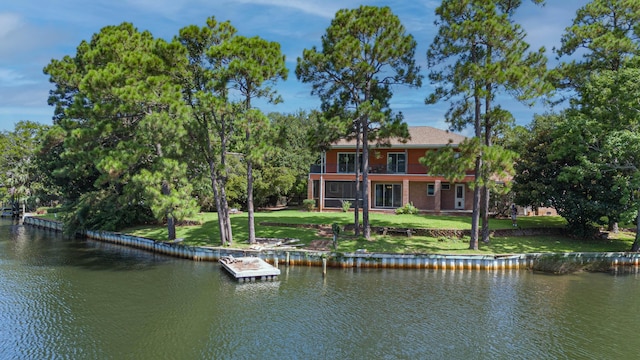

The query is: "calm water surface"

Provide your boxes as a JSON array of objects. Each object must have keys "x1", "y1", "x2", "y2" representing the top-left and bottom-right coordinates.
[{"x1": 1, "y1": 219, "x2": 639, "y2": 359}]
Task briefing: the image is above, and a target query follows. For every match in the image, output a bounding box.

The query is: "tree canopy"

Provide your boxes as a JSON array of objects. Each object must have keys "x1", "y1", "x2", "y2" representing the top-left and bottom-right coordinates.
[
  {"x1": 555, "y1": 0, "x2": 640, "y2": 90},
  {"x1": 0, "y1": 121, "x2": 50, "y2": 209},
  {"x1": 513, "y1": 0, "x2": 640, "y2": 242},
  {"x1": 44, "y1": 23, "x2": 197, "y2": 235}
]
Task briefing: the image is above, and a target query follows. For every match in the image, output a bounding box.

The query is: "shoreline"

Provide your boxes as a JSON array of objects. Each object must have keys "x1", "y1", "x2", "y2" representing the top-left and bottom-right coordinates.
[{"x1": 22, "y1": 216, "x2": 640, "y2": 274}]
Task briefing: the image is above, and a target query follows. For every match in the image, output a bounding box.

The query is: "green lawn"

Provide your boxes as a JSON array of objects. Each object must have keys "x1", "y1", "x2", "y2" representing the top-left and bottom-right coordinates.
[{"x1": 119, "y1": 209, "x2": 635, "y2": 254}]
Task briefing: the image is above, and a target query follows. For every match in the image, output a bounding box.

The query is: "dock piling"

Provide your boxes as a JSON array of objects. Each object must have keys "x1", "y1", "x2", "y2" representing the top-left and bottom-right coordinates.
[{"x1": 322, "y1": 257, "x2": 327, "y2": 277}]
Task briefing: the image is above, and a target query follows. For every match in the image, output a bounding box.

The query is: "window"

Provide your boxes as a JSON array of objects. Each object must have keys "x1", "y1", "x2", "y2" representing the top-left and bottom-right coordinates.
[
  {"x1": 442, "y1": 183, "x2": 450, "y2": 190},
  {"x1": 338, "y1": 153, "x2": 362, "y2": 173},
  {"x1": 375, "y1": 184, "x2": 402, "y2": 208},
  {"x1": 325, "y1": 181, "x2": 360, "y2": 198},
  {"x1": 387, "y1": 153, "x2": 406, "y2": 173},
  {"x1": 427, "y1": 184, "x2": 435, "y2": 196}
]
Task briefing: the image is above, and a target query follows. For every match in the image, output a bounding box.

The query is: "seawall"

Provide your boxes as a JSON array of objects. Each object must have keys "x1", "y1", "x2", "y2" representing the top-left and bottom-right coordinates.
[{"x1": 23, "y1": 216, "x2": 640, "y2": 271}]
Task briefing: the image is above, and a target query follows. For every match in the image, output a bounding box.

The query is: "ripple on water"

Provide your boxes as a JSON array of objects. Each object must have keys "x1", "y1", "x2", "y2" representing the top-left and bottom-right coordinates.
[{"x1": 4, "y1": 224, "x2": 640, "y2": 359}]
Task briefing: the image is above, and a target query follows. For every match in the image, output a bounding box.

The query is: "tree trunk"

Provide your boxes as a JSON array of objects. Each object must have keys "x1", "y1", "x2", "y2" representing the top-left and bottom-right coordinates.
[
  {"x1": 162, "y1": 180, "x2": 176, "y2": 241},
  {"x1": 470, "y1": 157, "x2": 481, "y2": 250},
  {"x1": 362, "y1": 120, "x2": 371, "y2": 239},
  {"x1": 167, "y1": 216, "x2": 176, "y2": 241},
  {"x1": 481, "y1": 185, "x2": 490, "y2": 243},
  {"x1": 209, "y1": 162, "x2": 233, "y2": 246},
  {"x1": 354, "y1": 120, "x2": 361, "y2": 236},
  {"x1": 469, "y1": 42, "x2": 481, "y2": 250},
  {"x1": 218, "y1": 125, "x2": 233, "y2": 246},
  {"x1": 156, "y1": 143, "x2": 176, "y2": 241},
  {"x1": 482, "y1": 54, "x2": 493, "y2": 245},
  {"x1": 215, "y1": 190, "x2": 228, "y2": 245},
  {"x1": 247, "y1": 157, "x2": 256, "y2": 244},
  {"x1": 246, "y1": 95, "x2": 256, "y2": 244},
  {"x1": 607, "y1": 220, "x2": 619, "y2": 234},
  {"x1": 219, "y1": 185, "x2": 233, "y2": 245},
  {"x1": 631, "y1": 212, "x2": 640, "y2": 252}
]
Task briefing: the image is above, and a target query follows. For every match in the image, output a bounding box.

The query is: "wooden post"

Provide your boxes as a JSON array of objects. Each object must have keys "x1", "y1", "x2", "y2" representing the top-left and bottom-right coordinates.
[
  {"x1": 274, "y1": 257, "x2": 278, "y2": 268},
  {"x1": 322, "y1": 257, "x2": 327, "y2": 277},
  {"x1": 286, "y1": 252, "x2": 290, "y2": 266}
]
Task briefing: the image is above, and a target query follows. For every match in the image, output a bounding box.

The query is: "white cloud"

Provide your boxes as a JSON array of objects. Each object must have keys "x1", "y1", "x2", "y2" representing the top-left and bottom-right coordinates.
[
  {"x1": 0, "y1": 13, "x2": 27, "y2": 57},
  {"x1": 0, "y1": 12, "x2": 65, "y2": 64},
  {"x1": 0, "y1": 68, "x2": 35, "y2": 87},
  {"x1": 233, "y1": 0, "x2": 340, "y2": 19},
  {"x1": 0, "y1": 13, "x2": 23, "y2": 38},
  {"x1": 124, "y1": 0, "x2": 186, "y2": 13},
  {"x1": 0, "y1": 0, "x2": 592, "y2": 132},
  {"x1": 516, "y1": 1, "x2": 587, "y2": 61}
]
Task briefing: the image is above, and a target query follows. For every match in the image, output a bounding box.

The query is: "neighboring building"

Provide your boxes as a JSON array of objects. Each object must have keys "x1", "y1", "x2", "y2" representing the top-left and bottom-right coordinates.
[{"x1": 307, "y1": 126, "x2": 475, "y2": 213}]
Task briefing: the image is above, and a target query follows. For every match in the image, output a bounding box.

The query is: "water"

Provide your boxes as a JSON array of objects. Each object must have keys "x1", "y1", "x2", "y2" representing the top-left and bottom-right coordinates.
[{"x1": 1, "y1": 219, "x2": 640, "y2": 359}]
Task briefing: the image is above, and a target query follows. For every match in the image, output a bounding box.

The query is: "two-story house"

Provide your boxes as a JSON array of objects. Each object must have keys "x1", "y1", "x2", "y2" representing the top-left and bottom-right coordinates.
[{"x1": 307, "y1": 126, "x2": 475, "y2": 213}]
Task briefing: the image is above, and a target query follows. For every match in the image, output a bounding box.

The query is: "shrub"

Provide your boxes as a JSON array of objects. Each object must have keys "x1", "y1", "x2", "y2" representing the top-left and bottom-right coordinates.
[
  {"x1": 531, "y1": 255, "x2": 583, "y2": 275},
  {"x1": 302, "y1": 199, "x2": 316, "y2": 212},
  {"x1": 341, "y1": 200, "x2": 352, "y2": 212},
  {"x1": 331, "y1": 222, "x2": 341, "y2": 250},
  {"x1": 395, "y1": 202, "x2": 418, "y2": 215},
  {"x1": 530, "y1": 255, "x2": 613, "y2": 274}
]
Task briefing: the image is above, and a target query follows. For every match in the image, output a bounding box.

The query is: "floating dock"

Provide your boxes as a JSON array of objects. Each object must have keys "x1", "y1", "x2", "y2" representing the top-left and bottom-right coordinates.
[{"x1": 220, "y1": 256, "x2": 280, "y2": 282}]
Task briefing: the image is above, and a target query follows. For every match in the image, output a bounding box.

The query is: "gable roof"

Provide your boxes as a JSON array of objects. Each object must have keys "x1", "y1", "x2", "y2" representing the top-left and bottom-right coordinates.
[{"x1": 332, "y1": 126, "x2": 467, "y2": 149}]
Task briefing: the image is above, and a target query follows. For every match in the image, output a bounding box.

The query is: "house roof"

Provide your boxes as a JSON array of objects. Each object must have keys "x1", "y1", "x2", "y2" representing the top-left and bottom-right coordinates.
[{"x1": 332, "y1": 126, "x2": 466, "y2": 149}]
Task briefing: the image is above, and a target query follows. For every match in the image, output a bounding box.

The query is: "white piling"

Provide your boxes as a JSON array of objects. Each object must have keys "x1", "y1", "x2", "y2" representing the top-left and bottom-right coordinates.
[{"x1": 322, "y1": 257, "x2": 327, "y2": 277}]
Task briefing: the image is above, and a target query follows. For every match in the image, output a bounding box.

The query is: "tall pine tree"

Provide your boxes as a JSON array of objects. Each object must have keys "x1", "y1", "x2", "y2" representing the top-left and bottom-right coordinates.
[
  {"x1": 426, "y1": 0, "x2": 550, "y2": 249},
  {"x1": 297, "y1": 6, "x2": 421, "y2": 239},
  {"x1": 44, "y1": 23, "x2": 196, "y2": 237}
]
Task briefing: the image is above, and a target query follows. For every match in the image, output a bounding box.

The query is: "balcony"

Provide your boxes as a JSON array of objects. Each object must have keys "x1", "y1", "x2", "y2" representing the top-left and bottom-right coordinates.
[
  {"x1": 310, "y1": 163, "x2": 428, "y2": 174},
  {"x1": 369, "y1": 164, "x2": 406, "y2": 174},
  {"x1": 309, "y1": 164, "x2": 323, "y2": 174}
]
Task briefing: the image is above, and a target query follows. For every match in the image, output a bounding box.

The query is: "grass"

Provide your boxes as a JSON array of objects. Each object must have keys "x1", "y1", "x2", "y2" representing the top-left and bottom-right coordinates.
[
  {"x1": 37, "y1": 213, "x2": 59, "y2": 221},
  {"x1": 117, "y1": 209, "x2": 635, "y2": 255},
  {"x1": 335, "y1": 234, "x2": 634, "y2": 255}
]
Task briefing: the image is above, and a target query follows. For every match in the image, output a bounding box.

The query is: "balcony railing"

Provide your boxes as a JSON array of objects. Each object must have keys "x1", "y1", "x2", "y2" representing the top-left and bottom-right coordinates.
[{"x1": 310, "y1": 163, "x2": 429, "y2": 174}]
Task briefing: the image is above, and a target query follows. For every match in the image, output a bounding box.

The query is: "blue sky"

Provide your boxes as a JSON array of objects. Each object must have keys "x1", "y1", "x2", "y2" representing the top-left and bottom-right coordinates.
[{"x1": 1, "y1": 0, "x2": 587, "y2": 134}]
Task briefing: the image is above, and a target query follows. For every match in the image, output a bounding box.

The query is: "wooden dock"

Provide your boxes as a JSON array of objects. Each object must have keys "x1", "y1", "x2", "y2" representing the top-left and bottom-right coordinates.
[{"x1": 220, "y1": 256, "x2": 280, "y2": 282}]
